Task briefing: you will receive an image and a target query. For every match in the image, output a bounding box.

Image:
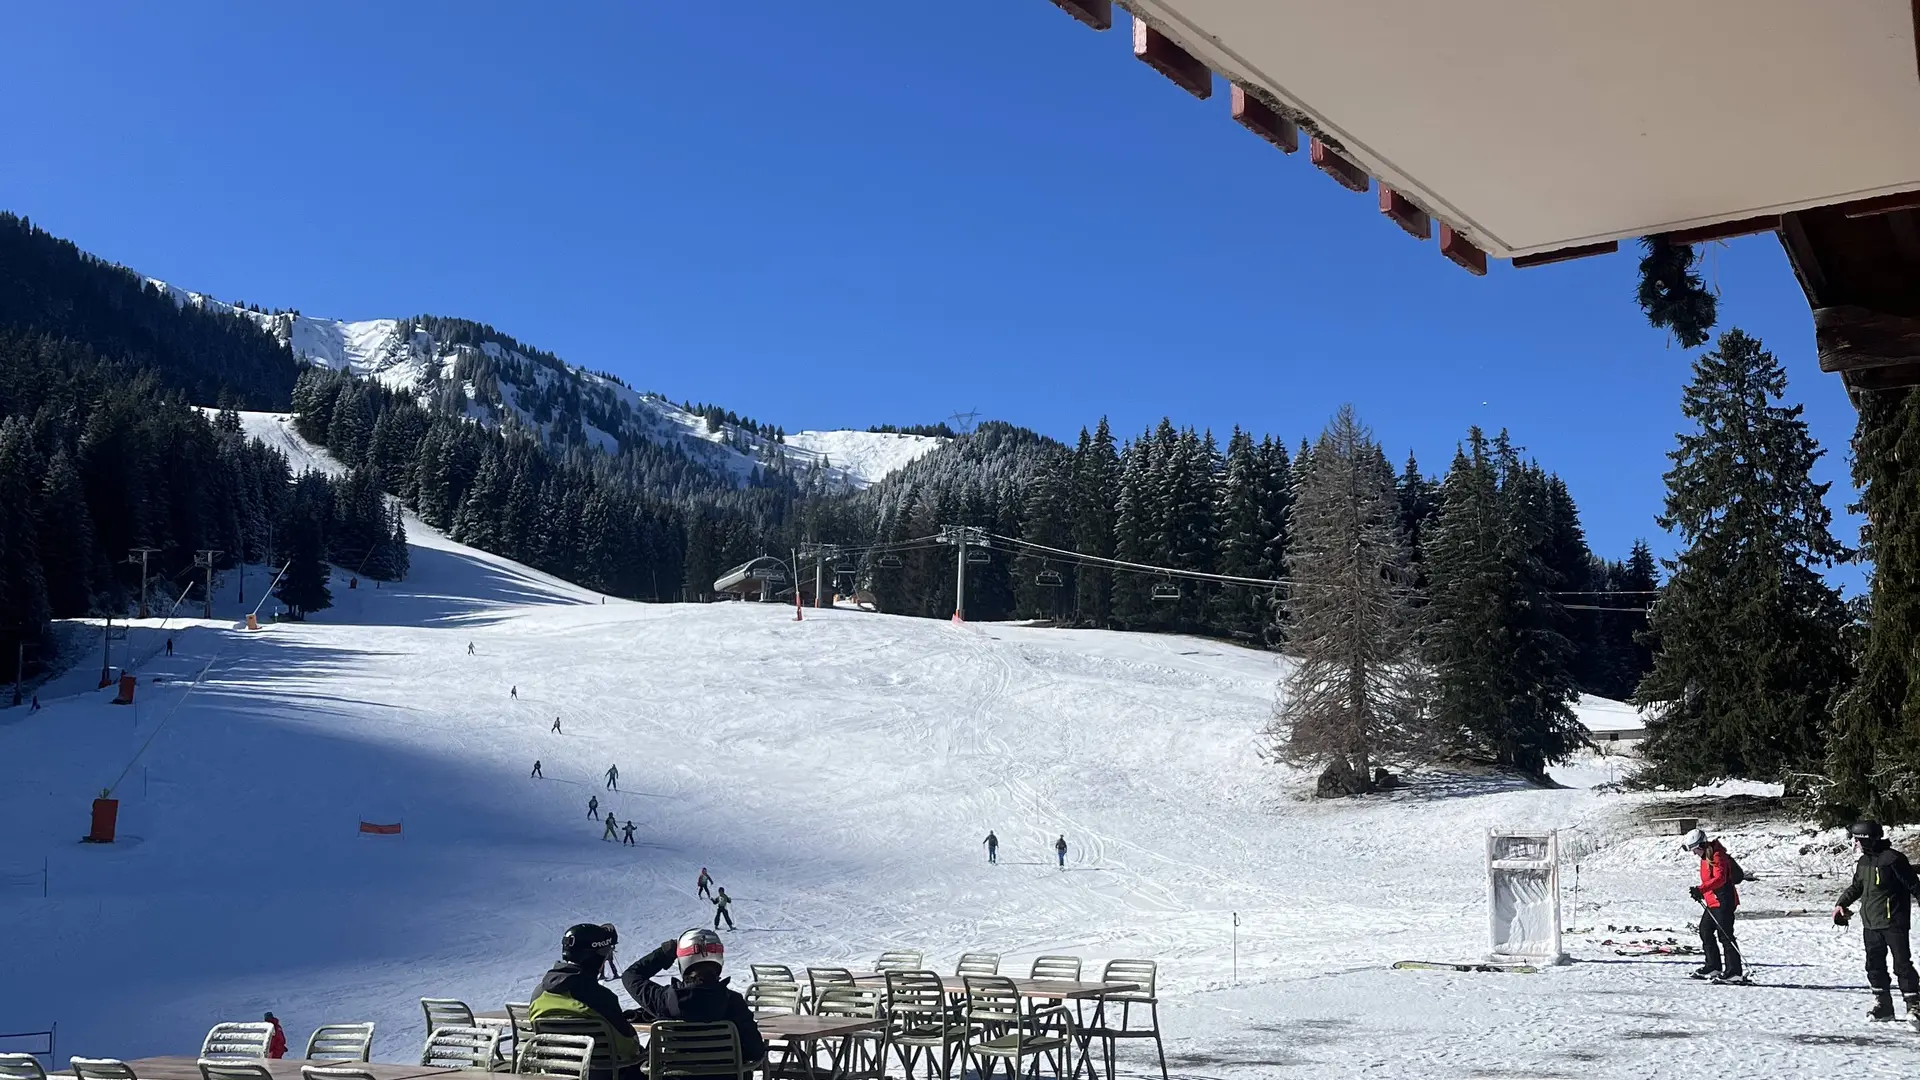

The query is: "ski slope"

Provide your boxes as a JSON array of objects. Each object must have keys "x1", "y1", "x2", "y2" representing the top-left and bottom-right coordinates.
[{"x1": 1, "y1": 435, "x2": 1910, "y2": 1077}]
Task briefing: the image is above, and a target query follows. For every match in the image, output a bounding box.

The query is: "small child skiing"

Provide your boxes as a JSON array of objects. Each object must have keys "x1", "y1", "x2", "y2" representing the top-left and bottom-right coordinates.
[
  {"x1": 467, "y1": 641, "x2": 475, "y2": 655},
  {"x1": 588, "y1": 795, "x2": 600, "y2": 820},
  {"x1": 712, "y1": 886, "x2": 735, "y2": 930},
  {"x1": 621, "y1": 821, "x2": 637, "y2": 846},
  {"x1": 603, "y1": 814, "x2": 620, "y2": 842},
  {"x1": 697, "y1": 867, "x2": 714, "y2": 900},
  {"x1": 984, "y1": 831, "x2": 999, "y2": 864},
  {"x1": 552, "y1": 716, "x2": 562, "y2": 734},
  {"x1": 605, "y1": 764, "x2": 619, "y2": 791},
  {"x1": 531, "y1": 760, "x2": 543, "y2": 779},
  {"x1": 1055, "y1": 835, "x2": 1068, "y2": 869},
  {"x1": 511, "y1": 685, "x2": 518, "y2": 699}
]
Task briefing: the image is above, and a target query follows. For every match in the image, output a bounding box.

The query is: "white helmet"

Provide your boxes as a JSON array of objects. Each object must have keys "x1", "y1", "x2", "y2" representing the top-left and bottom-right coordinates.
[
  {"x1": 675, "y1": 927, "x2": 725, "y2": 977},
  {"x1": 1680, "y1": 828, "x2": 1708, "y2": 851}
]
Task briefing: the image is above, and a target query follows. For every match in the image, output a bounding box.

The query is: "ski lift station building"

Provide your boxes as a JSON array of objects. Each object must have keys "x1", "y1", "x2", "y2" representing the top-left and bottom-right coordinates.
[{"x1": 1055, "y1": 0, "x2": 1920, "y2": 388}]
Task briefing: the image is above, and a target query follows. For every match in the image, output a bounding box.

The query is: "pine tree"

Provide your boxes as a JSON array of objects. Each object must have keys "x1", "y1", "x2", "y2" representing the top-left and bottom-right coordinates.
[
  {"x1": 1267, "y1": 406, "x2": 1426, "y2": 794},
  {"x1": 1215, "y1": 428, "x2": 1275, "y2": 641},
  {"x1": 1070, "y1": 419, "x2": 1120, "y2": 626},
  {"x1": 39, "y1": 448, "x2": 96, "y2": 617},
  {"x1": 1396, "y1": 452, "x2": 1438, "y2": 586},
  {"x1": 1014, "y1": 450, "x2": 1073, "y2": 619},
  {"x1": 1637, "y1": 328, "x2": 1850, "y2": 790},
  {"x1": 1110, "y1": 436, "x2": 1153, "y2": 627}
]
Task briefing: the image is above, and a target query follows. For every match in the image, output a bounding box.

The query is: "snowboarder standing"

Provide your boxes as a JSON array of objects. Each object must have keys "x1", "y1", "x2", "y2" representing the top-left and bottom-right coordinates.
[
  {"x1": 711, "y1": 886, "x2": 735, "y2": 930},
  {"x1": 606, "y1": 764, "x2": 619, "y2": 791},
  {"x1": 1834, "y1": 820, "x2": 1920, "y2": 1022},
  {"x1": 1683, "y1": 828, "x2": 1744, "y2": 983},
  {"x1": 984, "y1": 831, "x2": 999, "y2": 864},
  {"x1": 621, "y1": 821, "x2": 637, "y2": 846},
  {"x1": 604, "y1": 814, "x2": 620, "y2": 842},
  {"x1": 532, "y1": 760, "x2": 543, "y2": 779},
  {"x1": 552, "y1": 716, "x2": 562, "y2": 734},
  {"x1": 1055, "y1": 835, "x2": 1068, "y2": 870},
  {"x1": 588, "y1": 796, "x2": 600, "y2": 821},
  {"x1": 697, "y1": 868, "x2": 714, "y2": 900}
]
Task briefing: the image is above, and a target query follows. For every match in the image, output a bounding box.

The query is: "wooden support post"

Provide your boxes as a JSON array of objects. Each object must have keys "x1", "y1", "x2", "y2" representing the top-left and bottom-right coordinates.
[
  {"x1": 1661, "y1": 215, "x2": 1780, "y2": 245},
  {"x1": 1439, "y1": 224, "x2": 1488, "y2": 276},
  {"x1": 1815, "y1": 305, "x2": 1920, "y2": 380},
  {"x1": 1132, "y1": 16, "x2": 1211, "y2": 99},
  {"x1": 1378, "y1": 187, "x2": 1431, "y2": 240},
  {"x1": 1308, "y1": 138, "x2": 1368, "y2": 193},
  {"x1": 1512, "y1": 240, "x2": 1619, "y2": 269},
  {"x1": 1045, "y1": 0, "x2": 1111, "y2": 30},
  {"x1": 1230, "y1": 85, "x2": 1296, "y2": 153}
]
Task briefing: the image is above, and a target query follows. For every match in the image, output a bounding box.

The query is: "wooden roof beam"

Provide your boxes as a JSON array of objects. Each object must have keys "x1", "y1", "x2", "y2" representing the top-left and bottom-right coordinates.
[
  {"x1": 1660, "y1": 215, "x2": 1781, "y2": 245},
  {"x1": 1440, "y1": 225, "x2": 1488, "y2": 276},
  {"x1": 1308, "y1": 137, "x2": 1369, "y2": 193},
  {"x1": 1044, "y1": 0, "x2": 1112, "y2": 31},
  {"x1": 1512, "y1": 240, "x2": 1619, "y2": 268},
  {"x1": 1132, "y1": 17, "x2": 1211, "y2": 99},
  {"x1": 1230, "y1": 85, "x2": 1297, "y2": 153},
  {"x1": 1379, "y1": 188, "x2": 1431, "y2": 240}
]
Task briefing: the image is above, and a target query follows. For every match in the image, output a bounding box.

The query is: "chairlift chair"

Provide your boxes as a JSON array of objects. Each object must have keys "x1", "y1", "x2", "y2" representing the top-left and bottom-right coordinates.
[
  {"x1": 965, "y1": 549, "x2": 991, "y2": 565},
  {"x1": 1151, "y1": 582, "x2": 1180, "y2": 601},
  {"x1": 878, "y1": 554, "x2": 903, "y2": 569},
  {"x1": 1035, "y1": 570, "x2": 1064, "y2": 587}
]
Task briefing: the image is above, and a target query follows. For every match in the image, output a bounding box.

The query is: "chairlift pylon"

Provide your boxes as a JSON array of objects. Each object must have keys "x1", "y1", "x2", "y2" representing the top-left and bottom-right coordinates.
[{"x1": 1151, "y1": 581, "x2": 1180, "y2": 601}]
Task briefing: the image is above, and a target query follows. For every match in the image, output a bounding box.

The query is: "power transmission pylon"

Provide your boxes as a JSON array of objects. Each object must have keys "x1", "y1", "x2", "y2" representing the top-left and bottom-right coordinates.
[
  {"x1": 194, "y1": 550, "x2": 223, "y2": 619},
  {"x1": 946, "y1": 409, "x2": 981, "y2": 436},
  {"x1": 126, "y1": 548, "x2": 161, "y2": 619}
]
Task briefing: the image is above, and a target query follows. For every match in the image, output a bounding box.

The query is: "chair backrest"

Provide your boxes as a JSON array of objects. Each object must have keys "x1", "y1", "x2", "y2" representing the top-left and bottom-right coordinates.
[
  {"x1": 954, "y1": 952, "x2": 1000, "y2": 978},
  {"x1": 420, "y1": 1026, "x2": 501, "y2": 1070},
  {"x1": 962, "y1": 976, "x2": 1023, "y2": 1030},
  {"x1": 1102, "y1": 958, "x2": 1157, "y2": 1000},
  {"x1": 421, "y1": 999, "x2": 476, "y2": 1035},
  {"x1": 306, "y1": 1023, "x2": 375, "y2": 1062},
  {"x1": 0, "y1": 1055, "x2": 46, "y2": 1080},
  {"x1": 812, "y1": 986, "x2": 882, "y2": 1021},
  {"x1": 516, "y1": 1034, "x2": 595, "y2": 1080},
  {"x1": 748, "y1": 964, "x2": 795, "y2": 985},
  {"x1": 197, "y1": 1062, "x2": 272, "y2": 1080},
  {"x1": 531, "y1": 1016, "x2": 634, "y2": 1073},
  {"x1": 67, "y1": 1060, "x2": 133, "y2": 1080},
  {"x1": 745, "y1": 982, "x2": 803, "y2": 1016},
  {"x1": 1029, "y1": 955, "x2": 1082, "y2": 982},
  {"x1": 884, "y1": 970, "x2": 950, "y2": 1029},
  {"x1": 648, "y1": 1021, "x2": 745, "y2": 1080},
  {"x1": 200, "y1": 1023, "x2": 275, "y2": 1060},
  {"x1": 874, "y1": 950, "x2": 923, "y2": 972},
  {"x1": 300, "y1": 1068, "x2": 377, "y2": 1080},
  {"x1": 505, "y1": 1002, "x2": 534, "y2": 1045}
]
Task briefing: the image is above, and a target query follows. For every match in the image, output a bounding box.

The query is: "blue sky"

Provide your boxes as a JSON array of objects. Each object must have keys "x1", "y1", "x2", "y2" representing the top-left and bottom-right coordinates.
[{"x1": 1, "y1": 3, "x2": 1862, "y2": 587}]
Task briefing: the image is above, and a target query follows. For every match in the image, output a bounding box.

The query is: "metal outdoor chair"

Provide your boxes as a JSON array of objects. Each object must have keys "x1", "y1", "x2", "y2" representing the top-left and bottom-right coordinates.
[
  {"x1": 196, "y1": 1060, "x2": 273, "y2": 1080},
  {"x1": 300, "y1": 1068, "x2": 378, "y2": 1080},
  {"x1": 67, "y1": 1060, "x2": 134, "y2": 1080},
  {"x1": 648, "y1": 1021, "x2": 751, "y2": 1080},
  {"x1": 531, "y1": 1015, "x2": 637, "y2": 1080},
  {"x1": 807, "y1": 967, "x2": 855, "y2": 1011},
  {"x1": 875, "y1": 950, "x2": 924, "y2": 973},
  {"x1": 961, "y1": 976, "x2": 1072, "y2": 1080},
  {"x1": 885, "y1": 970, "x2": 967, "y2": 1080},
  {"x1": 1028, "y1": 956, "x2": 1082, "y2": 982},
  {"x1": 421, "y1": 1000, "x2": 478, "y2": 1041},
  {"x1": 306, "y1": 1024, "x2": 376, "y2": 1062},
  {"x1": 420, "y1": 1026, "x2": 502, "y2": 1071},
  {"x1": 500, "y1": 1003, "x2": 534, "y2": 1064},
  {"x1": 0, "y1": 1056, "x2": 47, "y2": 1080},
  {"x1": 514, "y1": 1034, "x2": 595, "y2": 1080},
  {"x1": 746, "y1": 982, "x2": 805, "y2": 1016},
  {"x1": 954, "y1": 952, "x2": 1001, "y2": 978},
  {"x1": 200, "y1": 1024, "x2": 276, "y2": 1060},
  {"x1": 749, "y1": 964, "x2": 797, "y2": 986},
  {"x1": 1082, "y1": 959, "x2": 1167, "y2": 1080},
  {"x1": 813, "y1": 987, "x2": 890, "y2": 1080}
]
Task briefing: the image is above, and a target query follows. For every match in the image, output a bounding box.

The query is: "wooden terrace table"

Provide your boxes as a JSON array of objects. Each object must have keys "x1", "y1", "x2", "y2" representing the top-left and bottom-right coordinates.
[
  {"x1": 53, "y1": 1058, "x2": 461, "y2": 1080},
  {"x1": 755, "y1": 1014, "x2": 884, "y2": 1080}
]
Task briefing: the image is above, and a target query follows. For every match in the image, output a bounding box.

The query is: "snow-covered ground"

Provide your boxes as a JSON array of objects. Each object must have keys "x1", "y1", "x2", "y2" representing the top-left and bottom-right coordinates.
[{"x1": 3, "y1": 432, "x2": 1910, "y2": 1076}]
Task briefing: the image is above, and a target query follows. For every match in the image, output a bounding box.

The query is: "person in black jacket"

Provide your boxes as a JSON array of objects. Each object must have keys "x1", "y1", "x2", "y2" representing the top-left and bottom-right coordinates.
[
  {"x1": 1835, "y1": 820, "x2": 1920, "y2": 1022},
  {"x1": 620, "y1": 928, "x2": 766, "y2": 1064},
  {"x1": 527, "y1": 923, "x2": 646, "y2": 1076}
]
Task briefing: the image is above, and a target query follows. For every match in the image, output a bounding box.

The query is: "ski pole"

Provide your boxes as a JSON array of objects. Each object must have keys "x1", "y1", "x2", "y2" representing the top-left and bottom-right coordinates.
[{"x1": 1696, "y1": 896, "x2": 1745, "y2": 976}]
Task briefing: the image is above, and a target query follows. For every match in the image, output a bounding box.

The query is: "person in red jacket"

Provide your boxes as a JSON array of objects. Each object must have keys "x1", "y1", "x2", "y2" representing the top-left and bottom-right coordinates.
[
  {"x1": 263, "y1": 1012, "x2": 287, "y2": 1059},
  {"x1": 1683, "y1": 828, "x2": 1744, "y2": 982}
]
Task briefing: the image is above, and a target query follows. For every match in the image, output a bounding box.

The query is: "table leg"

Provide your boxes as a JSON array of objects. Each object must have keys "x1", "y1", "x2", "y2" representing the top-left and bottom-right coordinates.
[{"x1": 1071, "y1": 999, "x2": 1109, "y2": 1080}]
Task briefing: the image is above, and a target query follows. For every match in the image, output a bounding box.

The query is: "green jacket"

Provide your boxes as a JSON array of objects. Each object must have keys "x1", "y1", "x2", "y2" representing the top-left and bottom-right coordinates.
[{"x1": 527, "y1": 959, "x2": 643, "y2": 1066}]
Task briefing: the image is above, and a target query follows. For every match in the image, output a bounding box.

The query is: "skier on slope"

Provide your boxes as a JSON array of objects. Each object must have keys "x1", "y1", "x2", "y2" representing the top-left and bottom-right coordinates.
[
  {"x1": 620, "y1": 928, "x2": 765, "y2": 1062},
  {"x1": 528, "y1": 923, "x2": 645, "y2": 1078},
  {"x1": 606, "y1": 764, "x2": 619, "y2": 791},
  {"x1": 511, "y1": 685, "x2": 518, "y2": 699},
  {"x1": 604, "y1": 814, "x2": 620, "y2": 842},
  {"x1": 1834, "y1": 820, "x2": 1920, "y2": 1022},
  {"x1": 1055, "y1": 835, "x2": 1068, "y2": 869},
  {"x1": 697, "y1": 868, "x2": 714, "y2": 900},
  {"x1": 622, "y1": 820, "x2": 637, "y2": 846},
  {"x1": 984, "y1": 831, "x2": 999, "y2": 864},
  {"x1": 588, "y1": 796, "x2": 600, "y2": 820},
  {"x1": 552, "y1": 717, "x2": 562, "y2": 734},
  {"x1": 1683, "y1": 828, "x2": 1745, "y2": 983},
  {"x1": 468, "y1": 642, "x2": 475, "y2": 655},
  {"x1": 165, "y1": 637, "x2": 173, "y2": 657},
  {"x1": 532, "y1": 760, "x2": 543, "y2": 779},
  {"x1": 711, "y1": 887, "x2": 735, "y2": 930}
]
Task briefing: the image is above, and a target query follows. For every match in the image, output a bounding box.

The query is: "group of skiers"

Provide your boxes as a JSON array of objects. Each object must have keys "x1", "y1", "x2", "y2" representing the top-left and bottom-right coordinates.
[
  {"x1": 527, "y1": 922, "x2": 764, "y2": 1080},
  {"x1": 584, "y1": 795, "x2": 639, "y2": 846},
  {"x1": 981, "y1": 830, "x2": 1071, "y2": 868},
  {"x1": 1687, "y1": 821, "x2": 1920, "y2": 1025},
  {"x1": 697, "y1": 867, "x2": 735, "y2": 929}
]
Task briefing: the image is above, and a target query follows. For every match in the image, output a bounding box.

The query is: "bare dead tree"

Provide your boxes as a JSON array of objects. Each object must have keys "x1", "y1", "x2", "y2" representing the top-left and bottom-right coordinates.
[{"x1": 1266, "y1": 405, "x2": 1428, "y2": 794}]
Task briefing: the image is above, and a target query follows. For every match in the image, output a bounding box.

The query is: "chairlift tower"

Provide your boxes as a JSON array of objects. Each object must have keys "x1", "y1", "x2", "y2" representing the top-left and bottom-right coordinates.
[
  {"x1": 937, "y1": 525, "x2": 989, "y2": 622},
  {"x1": 194, "y1": 549, "x2": 223, "y2": 619},
  {"x1": 126, "y1": 547, "x2": 161, "y2": 619}
]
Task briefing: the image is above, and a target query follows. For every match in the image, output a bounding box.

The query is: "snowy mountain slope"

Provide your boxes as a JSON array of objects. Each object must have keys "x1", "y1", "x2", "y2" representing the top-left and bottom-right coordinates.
[
  {"x1": 154, "y1": 280, "x2": 944, "y2": 490},
  {"x1": 0, "y1": 484, "x2": 1892, "y2": 1079}
]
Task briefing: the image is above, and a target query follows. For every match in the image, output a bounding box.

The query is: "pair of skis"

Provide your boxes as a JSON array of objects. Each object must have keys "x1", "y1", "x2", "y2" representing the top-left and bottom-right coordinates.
[{"x1": 1391, "y1": 960, "x2": 1538, "y2": 975}]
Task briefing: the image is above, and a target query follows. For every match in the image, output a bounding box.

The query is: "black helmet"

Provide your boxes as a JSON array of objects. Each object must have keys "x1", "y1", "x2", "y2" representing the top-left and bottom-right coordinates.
[
  {"x1": 1850, "y1": 821, "x2": 1885, "y2": 841},
  {"x1": 562, "y1": 922, "x2": 617, "y2": 962}
]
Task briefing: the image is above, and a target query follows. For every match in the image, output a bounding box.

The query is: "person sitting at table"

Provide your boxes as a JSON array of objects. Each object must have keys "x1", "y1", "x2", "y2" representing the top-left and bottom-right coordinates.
[
  {"x1": 620, "y1": 927, "x2": 766, "y2": 1065},
  {"x1": 529, "y1": 923, "x2": 645, "y2": 1078}
]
